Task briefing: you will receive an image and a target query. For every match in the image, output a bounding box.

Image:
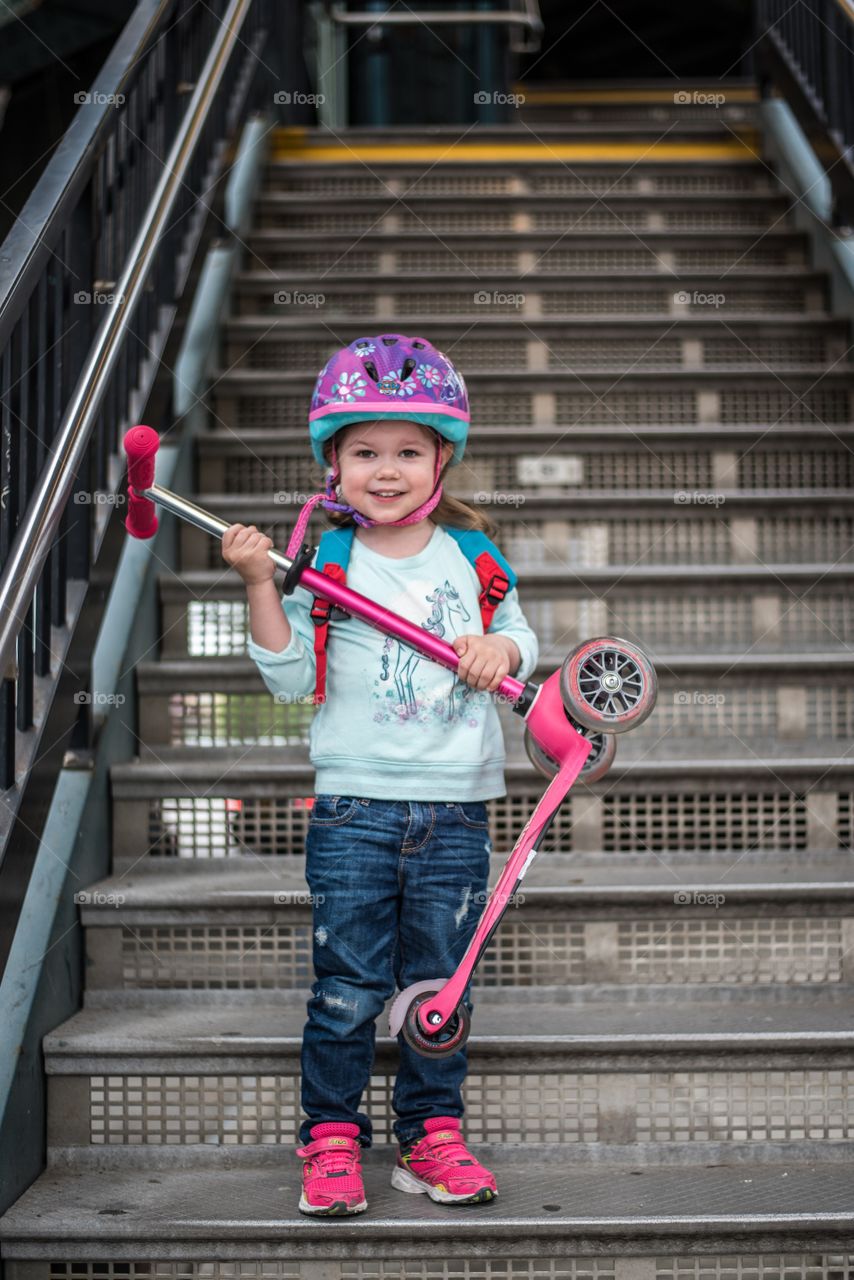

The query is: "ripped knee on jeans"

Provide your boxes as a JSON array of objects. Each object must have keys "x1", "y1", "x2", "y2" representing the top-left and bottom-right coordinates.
[{"x1": 311, "y1": 980, "x2": 387, "y2": 1026}]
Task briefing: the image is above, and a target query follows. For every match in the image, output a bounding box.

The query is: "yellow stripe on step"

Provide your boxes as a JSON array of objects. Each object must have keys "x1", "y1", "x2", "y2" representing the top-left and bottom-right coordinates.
[{"x1": 271, "y1": 139, "x2": 758, "y2": 164}]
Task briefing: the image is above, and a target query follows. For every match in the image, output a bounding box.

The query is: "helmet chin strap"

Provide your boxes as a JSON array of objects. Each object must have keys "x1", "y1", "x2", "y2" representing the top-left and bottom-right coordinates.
[
  {"x1": 325, "y1": 433, "x2": 445, "y2": 529},
  {"x1": 283, "y1": 431, "x2": 446, "y2": 561}
]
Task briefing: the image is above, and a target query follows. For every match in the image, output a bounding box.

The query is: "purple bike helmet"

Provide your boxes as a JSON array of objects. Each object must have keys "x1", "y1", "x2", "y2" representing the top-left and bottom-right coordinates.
[
  {"x1": 309, "y1": 334, "x2": 470, "y2": 467},
  {"x1": 303, "y1": 333, "x2": 470, "y2": 529}
]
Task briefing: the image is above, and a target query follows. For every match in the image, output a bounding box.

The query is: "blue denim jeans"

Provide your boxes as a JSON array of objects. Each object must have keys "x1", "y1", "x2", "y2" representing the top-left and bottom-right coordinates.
[{"x1": 298, "y1": 795, "x2": 492, "y2": 1150}]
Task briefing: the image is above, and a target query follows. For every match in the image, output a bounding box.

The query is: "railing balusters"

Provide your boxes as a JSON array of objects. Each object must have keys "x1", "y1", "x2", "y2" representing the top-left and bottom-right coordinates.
[
  {"x1": 759, "y1": 0, "x2": 854, "y2": 225},
  {"x1": 0, "y1": 0, "x2": 270, "y2": 974}
]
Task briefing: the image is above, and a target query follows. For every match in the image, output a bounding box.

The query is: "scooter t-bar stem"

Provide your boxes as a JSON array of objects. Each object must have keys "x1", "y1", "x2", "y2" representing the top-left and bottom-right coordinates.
[{"x1": 124, "y1": 426, "x2": 529, "y2": 705}]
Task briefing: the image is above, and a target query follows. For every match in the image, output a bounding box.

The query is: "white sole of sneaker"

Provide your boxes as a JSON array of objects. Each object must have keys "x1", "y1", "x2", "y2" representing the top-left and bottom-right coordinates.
[
  {"x1": 390, "y1": 1164, "x2": 496, "y2": 1204},
  {"x1": 298, "y1": 1192, "x2": 367, "y2": 1215}
]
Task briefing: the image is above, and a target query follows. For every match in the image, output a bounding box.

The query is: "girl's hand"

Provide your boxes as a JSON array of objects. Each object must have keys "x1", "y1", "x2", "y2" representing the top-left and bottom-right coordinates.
[
  {"x1": 221, "y1": 523, "x2": 276, "y2": 586},
  {"x1": 451, "y1": 634, "x2": 519, "y2": 692}
]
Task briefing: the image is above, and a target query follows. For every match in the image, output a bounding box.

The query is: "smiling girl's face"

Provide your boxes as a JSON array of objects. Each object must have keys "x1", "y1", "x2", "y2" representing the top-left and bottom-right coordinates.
[{"x1": 335, "y1": 420, "x2": 453, "y2": 522}]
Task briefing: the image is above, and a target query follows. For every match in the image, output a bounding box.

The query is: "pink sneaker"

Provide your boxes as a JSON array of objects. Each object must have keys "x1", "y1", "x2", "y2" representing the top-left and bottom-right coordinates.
[
  {"x1": 390, "y1": 1116, "x2": 498, "y2": 1204},
  {"x1": 296, "y1": 1121, "x2": 367, "y2": 1215}
]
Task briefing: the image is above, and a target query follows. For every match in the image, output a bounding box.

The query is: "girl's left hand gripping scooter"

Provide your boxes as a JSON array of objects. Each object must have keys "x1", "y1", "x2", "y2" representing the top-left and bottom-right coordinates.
[{"x1": 124, "y1": 426, "x2": 658, "y2": 1059}]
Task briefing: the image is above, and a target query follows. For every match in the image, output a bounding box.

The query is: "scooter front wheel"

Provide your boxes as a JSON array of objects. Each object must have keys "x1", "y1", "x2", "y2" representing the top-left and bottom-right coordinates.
[
  {"x1": 560, "y1": 636, "x2": 657, "y2": 734},
  {"x1": 525, "y1": 722, "x2": 616, "y2": 784},
  {"x1": 400, "y1": 988, "x2": 471, "y2": 1059}
]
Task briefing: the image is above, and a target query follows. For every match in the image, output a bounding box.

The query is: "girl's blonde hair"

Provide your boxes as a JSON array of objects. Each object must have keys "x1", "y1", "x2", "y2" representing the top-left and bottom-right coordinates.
[{"x1": 319, "y1": 427, "x2": 497, "y2": 540}]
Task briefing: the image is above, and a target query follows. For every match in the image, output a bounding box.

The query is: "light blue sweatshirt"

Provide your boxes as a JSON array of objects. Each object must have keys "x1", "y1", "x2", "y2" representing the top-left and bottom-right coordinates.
[{"x1": 246, "y1": 523, "x2": 539, "y2": 801}]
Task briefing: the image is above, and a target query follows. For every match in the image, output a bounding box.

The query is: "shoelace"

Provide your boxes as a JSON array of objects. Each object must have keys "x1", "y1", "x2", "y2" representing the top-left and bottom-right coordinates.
[
  {"x1": 416, "y1": 1133, "x2": 476, "y2": 1166},
  {"x1": 306, "y1": 1141, "x2": 361, "y2": 1176}
]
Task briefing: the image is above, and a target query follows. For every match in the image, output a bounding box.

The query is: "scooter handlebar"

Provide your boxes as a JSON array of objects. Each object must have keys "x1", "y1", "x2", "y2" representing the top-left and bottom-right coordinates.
[{"x1": 123, "y1": 424, "x2": 160, "y2": 539}]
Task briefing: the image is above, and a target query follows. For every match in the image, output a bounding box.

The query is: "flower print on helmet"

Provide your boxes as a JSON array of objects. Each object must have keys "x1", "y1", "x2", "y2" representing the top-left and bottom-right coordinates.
[
  {"x1": 416, "y1": 363, "x2": 443, "y2": 388},
  {"x1": 330, "y1": 370, "x2": 368, "y2": 401}
]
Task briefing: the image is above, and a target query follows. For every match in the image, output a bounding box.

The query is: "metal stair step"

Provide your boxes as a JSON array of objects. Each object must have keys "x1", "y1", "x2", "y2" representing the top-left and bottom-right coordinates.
[
  {"x1": 239, "y1": 230, "x2": 807, "y2": 276},
  {"x1": 246, "y1": 225, "x2": 800, "y2": 243},
  {"x1": 227, "y1": 314, "x2": 844, "y2": 333},
  {"x1": 177, "y1": 492, "x2": 854, "y2": 572},
  {"x1": 251, "y1": 193, "x2": 793, "y2": 236},
  {"x1": 108, "y1": 754, "x2": 853, "y2": 870},
  {"x1": 78, "y1": 855, "x2": 854, "y2": 906},
  {"x1": 76, "y1": 981, "x2": 854, "y2": 1010},
  {"x1": 263, "y1": 159, "x2": 781, "y2": 196},
  {"x1": 157, "y1": 565, "x2": 854, "y2": 661},
  {"x1": 84, "y1": 853, "x2": 854, "y2": 992},
  {"x1": 252, "y1": 190, "x2": 784, "y2": 209},
  {"x1": 133, "y1": 654, "x2": 854, "y2": 755},
  {"x1": 270, "y1": 122, "x2": 761, "y2": 144},
  {"x1": 268, "y1": 138, "x2": 761, "y2": 165},
  {"x1": 195, "y1": 426, "x2": 854, "y2": 494},
  {"x1": 231, "y1": 268, "x2": 829, "y2": 316},
  {"x1": 222, "y1": 316, "x2": 850, "y2": 373},
  {"x1": 1, "y1": 1151, "x2": 851, "y2": 1264},
  {"x1": 210, "y1": 369, "x2": 853, "y2": 434},
  {"x1": 108, "y1": 753, "x2": 854, "y2": 788},
  {"x1": 43, "y1": 990, "x2": 854, "y2": 1061},
  {"x1": 40, "y1": 992, "x2": 854, "y2": 1150}
]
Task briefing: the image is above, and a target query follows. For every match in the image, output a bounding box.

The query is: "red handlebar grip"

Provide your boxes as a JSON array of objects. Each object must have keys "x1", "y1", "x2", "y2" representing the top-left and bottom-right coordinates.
[{"x1": 123, "y1": 425, "x2": 159, "y2": 539}]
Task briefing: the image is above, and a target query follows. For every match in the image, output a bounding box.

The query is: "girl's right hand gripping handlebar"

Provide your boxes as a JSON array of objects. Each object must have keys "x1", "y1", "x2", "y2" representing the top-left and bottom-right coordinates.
[{"x1": 124, "y1": 425, "x2": 658, "y2": 1058}]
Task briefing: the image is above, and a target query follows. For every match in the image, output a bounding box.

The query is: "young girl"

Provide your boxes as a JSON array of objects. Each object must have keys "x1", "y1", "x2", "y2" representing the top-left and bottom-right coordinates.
[{"x1": 221, "y1": 334, "x2": 538, "y2": 1217}]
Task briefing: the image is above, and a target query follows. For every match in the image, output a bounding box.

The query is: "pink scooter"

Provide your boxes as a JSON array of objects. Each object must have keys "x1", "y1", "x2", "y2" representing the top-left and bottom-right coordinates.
[{"x1": 124, "y1": 425, "x2": 658, "y2": 1058}]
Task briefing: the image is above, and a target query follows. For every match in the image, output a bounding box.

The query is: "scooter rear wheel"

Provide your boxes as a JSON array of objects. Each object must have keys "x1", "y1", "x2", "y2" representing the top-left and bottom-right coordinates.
[
  {"x1": 400, "y1": 988, "x2": 471, "y2": 1059},
  {"x1": 560, "y1": 636, "x2": 657, "y2": 734},
  {"x1": 525, "y1": 722, "x2": 616, "y2": 784}
]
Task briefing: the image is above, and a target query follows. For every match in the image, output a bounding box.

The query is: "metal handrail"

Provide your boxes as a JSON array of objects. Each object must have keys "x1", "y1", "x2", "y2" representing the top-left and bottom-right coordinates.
[
  {"x1": 0, "y1": 0, "x2": 254, "y2": 690},
  {"x1": 329, "y1": 1, "x2": 543, "y2": 54}
]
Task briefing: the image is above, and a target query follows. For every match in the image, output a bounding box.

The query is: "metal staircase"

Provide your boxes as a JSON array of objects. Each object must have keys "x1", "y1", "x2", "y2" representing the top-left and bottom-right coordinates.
[{"x1": 1, "y1": 88, "x2": 853, "y2": 1274}]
